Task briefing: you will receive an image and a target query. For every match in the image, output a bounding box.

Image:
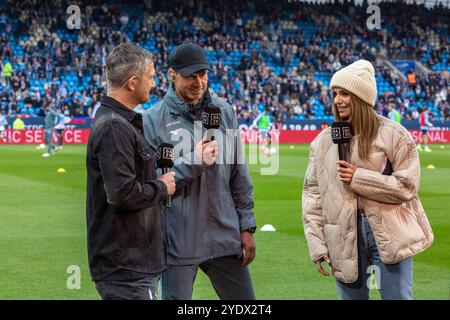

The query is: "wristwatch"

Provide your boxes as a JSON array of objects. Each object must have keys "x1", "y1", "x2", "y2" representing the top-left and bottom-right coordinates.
[{"x1": 243, "y1": 227, "x2": 257, "y2": 234}]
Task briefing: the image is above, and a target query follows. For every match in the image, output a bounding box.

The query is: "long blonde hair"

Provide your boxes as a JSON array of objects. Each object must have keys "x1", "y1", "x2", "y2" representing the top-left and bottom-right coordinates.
[{"x1": 333, "y1": 94, "x2": 380, "y2": 160}]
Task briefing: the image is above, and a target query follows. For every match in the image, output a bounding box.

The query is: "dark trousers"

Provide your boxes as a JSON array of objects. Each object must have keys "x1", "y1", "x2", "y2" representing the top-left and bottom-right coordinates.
[
  {"x1": 95, "y1": 275, "x2": 160, "y2": 300},
  {"x1": 56, "y1": 129, "x2": 64, "y2": 146},
  {"x1": 161, "y1": 255, "x2": 255, "y2": 300}
]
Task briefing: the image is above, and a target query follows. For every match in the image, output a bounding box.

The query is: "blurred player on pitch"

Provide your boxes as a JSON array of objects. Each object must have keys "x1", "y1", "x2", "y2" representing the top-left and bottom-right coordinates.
[
  {"x1": 0, "y1": 113, "x2": 9, "y2": 143},
  {"x1": 418, "y1": 106, "x2": 433, "y2": 152},
  {"x1": 252, "y1": 108, "x2": 274, "y2": 156}
]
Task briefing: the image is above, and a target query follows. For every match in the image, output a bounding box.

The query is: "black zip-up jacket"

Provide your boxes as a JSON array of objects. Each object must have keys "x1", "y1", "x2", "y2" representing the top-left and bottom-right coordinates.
[{"x1": 86, "y1": 95, "x2": 168, "y2": 281}]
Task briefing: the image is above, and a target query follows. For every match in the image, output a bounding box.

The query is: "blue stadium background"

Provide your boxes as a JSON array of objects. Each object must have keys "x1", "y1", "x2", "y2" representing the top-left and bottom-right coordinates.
[{"x1": 0, "y1": 0, "x2": 448, "y2": 125}]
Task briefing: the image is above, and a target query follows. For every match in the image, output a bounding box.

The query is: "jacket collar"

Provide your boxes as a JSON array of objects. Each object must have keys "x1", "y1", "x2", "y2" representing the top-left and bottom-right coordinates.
[
  {"x1": 166, "y1": 86, "x2": 211, "y2": 121},
  {"x1": 101, "y1": 95, "x2": 142, "y2": 128}
]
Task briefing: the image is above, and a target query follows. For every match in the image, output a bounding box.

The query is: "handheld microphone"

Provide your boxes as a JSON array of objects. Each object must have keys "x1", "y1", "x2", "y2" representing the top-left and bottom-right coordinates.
[
  {"x1": 156, "y1": 143, "x2": 174, "y2": 208},
  {"x1": 331, "y1": 122, "x2": 353, "y2": 166},
  {"x1": 201, "y1": 105, "x2": 221, "y2": 141}
]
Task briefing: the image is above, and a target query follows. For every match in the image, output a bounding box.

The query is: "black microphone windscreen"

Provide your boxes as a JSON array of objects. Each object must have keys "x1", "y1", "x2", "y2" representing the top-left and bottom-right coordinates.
[
  {"x1": 201, "y1": 105, "x2": 221, "y2": 130},
  {"x1": 331, "y1": 122, "x2": 352, "y2": 144},
  {"x1": 156, "y1": 143, "x2": 174, "y2": 168}
]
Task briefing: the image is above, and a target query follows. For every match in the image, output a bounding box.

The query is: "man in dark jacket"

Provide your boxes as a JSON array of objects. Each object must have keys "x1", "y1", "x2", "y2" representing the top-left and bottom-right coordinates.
[
  {"x1": 86, "y1": 43, "x2": 176, "y2": 300},
  {"x1": 143, "y1": 43, "x2": 256, "y2": 300}
]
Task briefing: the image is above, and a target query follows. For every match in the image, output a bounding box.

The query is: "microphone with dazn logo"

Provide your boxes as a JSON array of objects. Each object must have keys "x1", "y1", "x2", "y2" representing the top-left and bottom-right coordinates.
[
  {"x1": 156, "y1": 143, "x2": 174, "y2": 208},
  {"x1": 201, "y1": 105, "x2": 221, "y2": 141},
  {"x1": 331, "y1": 122, "x2": 353, "y2": 166}
]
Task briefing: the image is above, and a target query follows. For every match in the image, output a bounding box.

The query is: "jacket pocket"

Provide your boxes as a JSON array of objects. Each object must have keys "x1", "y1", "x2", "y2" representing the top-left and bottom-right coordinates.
[
  {"x1": 381, "y1": 204, "x2": 425, "y2": 246},
  {"x1": 369, "y1": 200, "x2": 426, "y2": 263},
  {"x1": 137, "y1": 147, "x2": 154, "y2": 182}
]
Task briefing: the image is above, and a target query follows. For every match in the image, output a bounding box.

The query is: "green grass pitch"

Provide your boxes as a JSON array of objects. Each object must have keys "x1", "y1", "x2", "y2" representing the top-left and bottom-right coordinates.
[{"x1": 0, "y1": 144, "x2": 449, "y2": 299}]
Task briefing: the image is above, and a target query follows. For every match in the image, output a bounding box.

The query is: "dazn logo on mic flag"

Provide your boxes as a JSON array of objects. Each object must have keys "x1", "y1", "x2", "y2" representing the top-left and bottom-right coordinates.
[
  {"x1": 157, "y1": 147, "x2": 174, "y2": 161},
  {"x1": 162, "y1": 147, "x2": 174, "y2": 160},
  {"x1": 332, "y1": 127, "x2": 352, "y2": 140},
  {"x1": 211, "y1": 114, "x2": 220, "y2": 126}
]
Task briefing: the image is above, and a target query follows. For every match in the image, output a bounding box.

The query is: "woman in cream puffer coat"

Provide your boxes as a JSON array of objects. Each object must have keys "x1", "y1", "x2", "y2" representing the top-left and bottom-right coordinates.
[{"x1": 302, "y1": 60, "x2": 433, "y2": 300}]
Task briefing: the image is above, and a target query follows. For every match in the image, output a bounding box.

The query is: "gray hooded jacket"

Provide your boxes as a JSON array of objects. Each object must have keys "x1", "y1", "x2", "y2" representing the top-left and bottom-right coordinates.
[{"x1": 143, "y1": 87, "x2": 255, "y2": 265}]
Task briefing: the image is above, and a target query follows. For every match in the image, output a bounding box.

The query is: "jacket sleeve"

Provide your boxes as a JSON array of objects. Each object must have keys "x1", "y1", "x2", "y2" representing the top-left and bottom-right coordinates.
[
  {"x1": 350, "y1": 129, "x2": 420, "y2": 205},
  {"x1": 96, "y1": 119, "x2": 167, "y2": 210},
  {"x1": 171, "y1": 150, "x2": 206, "y2": 190},
  {"x1": 142, "y1": 110, "x2": 205, "y2": 190},
  {"x1": 302, "y1": 141, "x2": 328, "y2": 262},
  {"x1": 229, "y1": 110, "x2": 256, "y2": 231}
]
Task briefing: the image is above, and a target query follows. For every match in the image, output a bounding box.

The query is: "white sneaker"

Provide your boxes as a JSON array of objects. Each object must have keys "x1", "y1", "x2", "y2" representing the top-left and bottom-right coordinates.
[
  {"x1": 42, "y1": 153, "x2": 50, "y2": 157},
  {"x1": 424, "y1": 146, "x2": 432, "y2": 152}
]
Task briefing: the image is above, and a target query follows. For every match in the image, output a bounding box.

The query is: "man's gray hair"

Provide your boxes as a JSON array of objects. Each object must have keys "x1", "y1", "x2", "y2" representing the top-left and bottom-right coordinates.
[{"x1": 106, "y1": 42, "x2": 154, "y2": 90}]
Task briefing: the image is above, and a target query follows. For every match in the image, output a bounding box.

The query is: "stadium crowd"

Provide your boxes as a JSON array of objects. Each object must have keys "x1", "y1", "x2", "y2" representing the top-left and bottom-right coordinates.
[{"x1": 0, "y1": 0, "x2": 449, "y2": 123}]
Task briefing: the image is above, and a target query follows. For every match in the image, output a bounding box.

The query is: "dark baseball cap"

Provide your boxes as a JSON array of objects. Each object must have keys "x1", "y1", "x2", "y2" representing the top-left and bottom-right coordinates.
[{"x1": 168, "y1": 43, "x2": 211, "y2": 77}]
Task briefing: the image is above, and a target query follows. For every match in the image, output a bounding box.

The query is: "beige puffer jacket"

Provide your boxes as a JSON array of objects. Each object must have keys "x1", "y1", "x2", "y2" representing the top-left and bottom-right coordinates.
[{"x1": 302, "y1": 116, "x2": 434, "y2": 283}]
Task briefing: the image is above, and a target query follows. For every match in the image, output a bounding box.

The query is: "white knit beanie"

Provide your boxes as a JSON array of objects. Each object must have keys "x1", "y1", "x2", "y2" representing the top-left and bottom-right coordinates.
[{"x1": 330, "y1": 60, "x2": 377, "y2": 107}]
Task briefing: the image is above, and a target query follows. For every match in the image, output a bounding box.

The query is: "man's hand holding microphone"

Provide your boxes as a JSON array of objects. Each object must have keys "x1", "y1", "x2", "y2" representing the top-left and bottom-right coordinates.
[
  {"x1": 157, "y1": 171, "x2": 176, "y2": 197},
  {"x1": 195, "y1": 138, "x2": 218, "y2": 167},
  {"x1": 156, "y1": 143, "x2": 176, "y2": 206},
  {"x1": 196, "y1": 103, "x2": 221, "y2": 167}
]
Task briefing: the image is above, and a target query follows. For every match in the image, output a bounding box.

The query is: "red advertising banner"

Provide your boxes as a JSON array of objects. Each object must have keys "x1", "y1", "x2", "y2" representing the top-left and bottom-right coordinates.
[
  {"x1": 0, "y1": 129, "x2": 90, "y2": 144},
  {"x1": 0, "y1": 129, "x2": 449, "y2": 145},
  {"x1": 239, "y1": 130, "x2": 320, "y2": 144},
  {"x1": 240, "y1": 130, "x2": 450, "y2": 144},
  {"x1": 409, "y1": 130, "x2": 449, "y2": 144}
]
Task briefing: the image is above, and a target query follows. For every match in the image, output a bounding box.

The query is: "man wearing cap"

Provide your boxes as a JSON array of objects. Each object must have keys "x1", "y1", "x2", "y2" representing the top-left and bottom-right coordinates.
[{"x1": 143, "y1": 43, "x2": 256, "y2": 300}]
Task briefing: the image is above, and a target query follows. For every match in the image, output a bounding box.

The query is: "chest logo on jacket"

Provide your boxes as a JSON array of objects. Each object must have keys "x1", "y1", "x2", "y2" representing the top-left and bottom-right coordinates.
[{"x1": 169, "y1": 128, "x2": 183, "y2": 136}]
